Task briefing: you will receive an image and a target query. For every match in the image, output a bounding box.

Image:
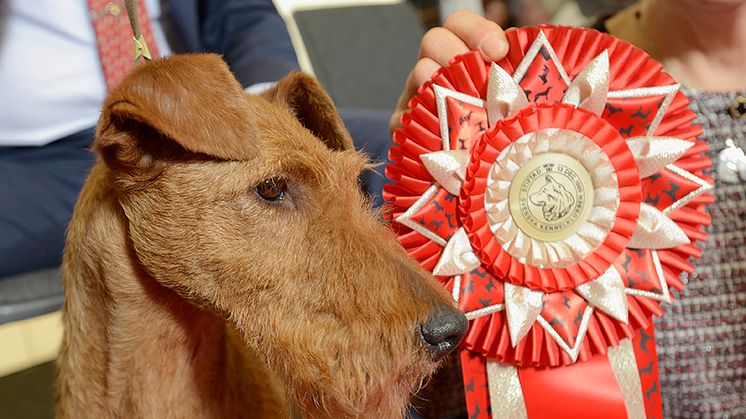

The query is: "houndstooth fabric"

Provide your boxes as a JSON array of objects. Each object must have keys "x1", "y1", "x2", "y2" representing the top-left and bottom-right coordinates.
[{"x1": 655, "y1": 88, "x2": 746, "y2": 419}]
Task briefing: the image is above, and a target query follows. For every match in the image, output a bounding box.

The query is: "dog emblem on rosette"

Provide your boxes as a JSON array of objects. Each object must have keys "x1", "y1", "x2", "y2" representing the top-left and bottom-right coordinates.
[
  {"x1": 385, "y1": 25, "x2": 713, "y2": 419},
  {"x1": 529, "y1": 174, "x2": 576, "y2": 221}
]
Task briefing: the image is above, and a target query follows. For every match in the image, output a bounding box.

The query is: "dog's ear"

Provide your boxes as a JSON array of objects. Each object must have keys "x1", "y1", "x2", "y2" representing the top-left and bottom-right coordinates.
[
  {"x1": 262, "y1": 72, "x2": 353, "y2": 151},
  {"x1": 95, "y1": 54, "x2": 259, "y2": 180}
]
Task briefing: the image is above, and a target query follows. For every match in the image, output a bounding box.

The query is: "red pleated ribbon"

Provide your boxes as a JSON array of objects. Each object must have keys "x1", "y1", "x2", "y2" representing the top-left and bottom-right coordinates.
[
  {"x1": 461, "y1": 326, "x2": 662, "y2": 419},
  {"x1": 385, "y1": 25, "x2": 713, "y2": 418}
]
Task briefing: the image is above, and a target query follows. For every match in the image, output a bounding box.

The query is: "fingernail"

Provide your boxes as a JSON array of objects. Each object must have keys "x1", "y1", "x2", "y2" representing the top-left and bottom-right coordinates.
[{"x1": 479, "y1": 34, "x2": 507, "y2": 60}]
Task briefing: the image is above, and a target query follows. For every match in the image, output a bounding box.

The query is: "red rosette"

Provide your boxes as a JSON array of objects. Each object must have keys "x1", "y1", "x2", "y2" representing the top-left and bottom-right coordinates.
[
  {"x1": 461, "y1": 104, "x2": 642, "y2": 291},
  {"x1": 385, "y1": 24, "x2": 712, "y2": 374}
]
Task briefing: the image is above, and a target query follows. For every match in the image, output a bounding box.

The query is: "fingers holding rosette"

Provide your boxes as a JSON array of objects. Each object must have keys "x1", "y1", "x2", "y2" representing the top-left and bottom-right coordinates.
[{"x1": 390, "y1": 11, "x2": 509, "y2": 134}]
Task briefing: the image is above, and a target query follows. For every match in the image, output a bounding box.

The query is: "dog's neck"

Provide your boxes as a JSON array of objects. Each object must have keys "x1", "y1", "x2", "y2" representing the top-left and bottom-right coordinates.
[
  {"x1": 57, "y1": 164, "x2": 288, "y2": 418},
  {"x1": 106, "y1": 266, "x2": 229, "y2": 416}
]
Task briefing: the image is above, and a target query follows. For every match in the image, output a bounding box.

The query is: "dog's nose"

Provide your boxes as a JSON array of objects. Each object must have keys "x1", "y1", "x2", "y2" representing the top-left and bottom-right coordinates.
[{"x1": 419, "y1": 307, "x2": 468, "y2": 359}]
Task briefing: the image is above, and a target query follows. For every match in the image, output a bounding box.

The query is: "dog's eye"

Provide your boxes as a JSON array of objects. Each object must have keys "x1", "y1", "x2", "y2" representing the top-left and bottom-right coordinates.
[{"x1": 255, "y1": 178, "x2": 287, "y2": 202}]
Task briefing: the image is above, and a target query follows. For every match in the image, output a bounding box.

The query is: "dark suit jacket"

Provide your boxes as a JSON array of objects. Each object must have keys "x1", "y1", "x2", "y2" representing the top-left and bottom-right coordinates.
[{"x1": 164, "y1": 0, "x2": 300, "y2": 88}]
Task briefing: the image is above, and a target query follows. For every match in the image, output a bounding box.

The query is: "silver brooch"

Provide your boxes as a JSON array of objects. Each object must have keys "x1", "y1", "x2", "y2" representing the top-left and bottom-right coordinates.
[{"x1": 718, "y1": 139, "x2": 746, "y2": 184}]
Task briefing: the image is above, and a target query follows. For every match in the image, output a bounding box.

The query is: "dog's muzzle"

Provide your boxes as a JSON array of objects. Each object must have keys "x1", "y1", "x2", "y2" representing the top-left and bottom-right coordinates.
[{"x1": 419, "y1": 307, "x2": 468, "y2": 359}]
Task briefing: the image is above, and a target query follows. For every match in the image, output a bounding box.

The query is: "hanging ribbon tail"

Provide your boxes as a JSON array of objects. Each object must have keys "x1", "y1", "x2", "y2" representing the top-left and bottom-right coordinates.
[
  {"x1": 460, "y1": 351, "x2": 491, "y2": 419},
  {"x1": 628, "y1": 203, "x2": 690, "y2": 249},
  {"x1": 608, "y1": 340, "x2": 647, "y2": 419},
  {"x1": 486, "y1": 361, "x2": 528, "y2": 419},
  {"x1": 562, "y1": 50, "x2": 609, "y2": 115},
  {"x1": 631, "y1": 325, "x2": 664, "y2": 419},
  {"x1": 463, "y1": 338, "x2": 653, "y2": 419}
]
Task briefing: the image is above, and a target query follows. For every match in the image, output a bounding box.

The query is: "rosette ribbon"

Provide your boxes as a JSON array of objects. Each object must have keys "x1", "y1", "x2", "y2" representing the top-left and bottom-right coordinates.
[{"x1": 385, "y1": 26, "x2": 714, "y2": 419}]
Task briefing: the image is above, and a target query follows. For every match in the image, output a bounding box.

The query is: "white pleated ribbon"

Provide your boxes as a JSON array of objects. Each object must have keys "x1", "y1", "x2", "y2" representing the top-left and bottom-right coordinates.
[{"x1": 485, "y1": 129, "x2": 620, "y2": 268}]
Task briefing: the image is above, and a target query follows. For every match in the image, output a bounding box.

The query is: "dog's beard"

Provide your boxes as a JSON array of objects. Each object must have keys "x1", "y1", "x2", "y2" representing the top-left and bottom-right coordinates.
[
  {"x1": 363, "y1": 358, "x2": 438, "y2": 419},
  {"x1": 287, "y1": 355, "x2": 436, "y2": 419}
]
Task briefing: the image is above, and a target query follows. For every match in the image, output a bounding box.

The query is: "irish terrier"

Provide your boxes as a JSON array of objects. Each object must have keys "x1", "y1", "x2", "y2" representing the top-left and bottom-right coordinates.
[{"x1": 55, "y1": 54, "x2": 467, "y2": 418}]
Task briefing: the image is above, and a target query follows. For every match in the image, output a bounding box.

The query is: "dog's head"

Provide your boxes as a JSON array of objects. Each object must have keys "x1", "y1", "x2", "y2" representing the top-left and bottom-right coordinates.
[
  {"x1": 95, "y1": 54, "x2": 466, "y2": 418},
  {"x1": 529, "y1": 175, "x2": 575, "y2": 222}
]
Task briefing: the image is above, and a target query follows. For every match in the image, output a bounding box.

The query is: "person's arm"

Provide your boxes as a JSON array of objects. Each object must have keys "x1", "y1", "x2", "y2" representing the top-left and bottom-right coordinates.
[{"x1": 199, "y1": 0, "x2": 299, "y2": 88}]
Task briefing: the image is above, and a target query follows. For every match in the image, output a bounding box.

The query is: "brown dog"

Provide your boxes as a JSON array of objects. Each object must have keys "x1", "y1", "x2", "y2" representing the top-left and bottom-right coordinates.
[{"x1": 55, "y1": 54, "x2": 467, "y2": 418}]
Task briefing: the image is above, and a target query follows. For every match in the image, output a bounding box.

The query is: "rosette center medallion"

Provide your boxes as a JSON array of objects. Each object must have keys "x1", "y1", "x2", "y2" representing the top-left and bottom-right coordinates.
[
  {"x1": 482, "y1": 124, "x2": 621, "y2": 271},
  {"x1": 509, "y1": 153, "x2": 593, "y2": 241},
  {"x1": 464, "y1": 106, "x2": 636, "y2": 289}
]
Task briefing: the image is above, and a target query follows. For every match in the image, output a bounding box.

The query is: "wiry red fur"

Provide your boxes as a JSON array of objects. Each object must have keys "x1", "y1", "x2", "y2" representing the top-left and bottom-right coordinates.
[{"x1": 55, "y1": 54, "x2": 458, "y2": 418}]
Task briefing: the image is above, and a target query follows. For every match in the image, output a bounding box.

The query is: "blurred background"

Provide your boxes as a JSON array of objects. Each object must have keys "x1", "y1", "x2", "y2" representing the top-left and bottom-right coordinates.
[{"x1": 0, "y1": 0, "x2": 634, "y2": 417}]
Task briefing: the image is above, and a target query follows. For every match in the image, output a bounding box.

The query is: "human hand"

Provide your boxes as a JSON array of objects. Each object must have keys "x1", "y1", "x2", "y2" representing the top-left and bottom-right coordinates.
[{"x1": 390, "y1": 10, "x2": 509, "y2": 134}]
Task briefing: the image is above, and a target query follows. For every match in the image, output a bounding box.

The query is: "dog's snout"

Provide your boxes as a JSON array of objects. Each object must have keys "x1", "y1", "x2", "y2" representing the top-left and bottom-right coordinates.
[{"x1": 419, "y1": 307, "x2": 468, "y2": 359}]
